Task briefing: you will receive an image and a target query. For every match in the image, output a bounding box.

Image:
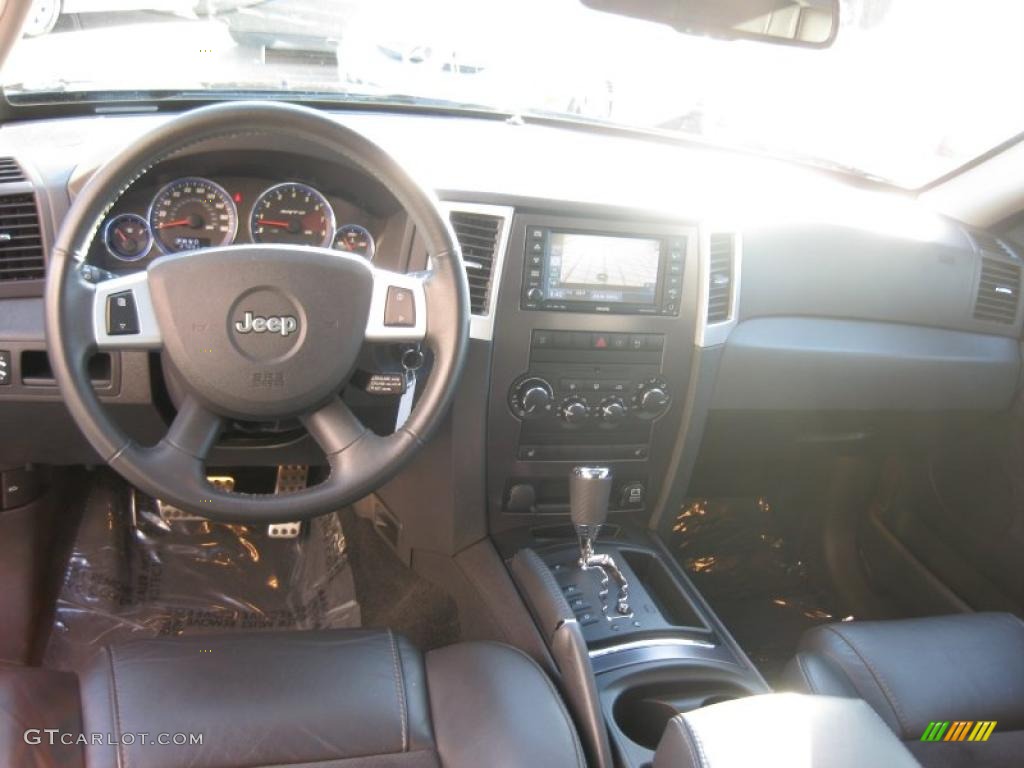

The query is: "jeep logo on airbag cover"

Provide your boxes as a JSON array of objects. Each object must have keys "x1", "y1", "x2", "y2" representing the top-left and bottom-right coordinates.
[{"x1": 234, "y1": 311, "x2": 298, "y2": 336}]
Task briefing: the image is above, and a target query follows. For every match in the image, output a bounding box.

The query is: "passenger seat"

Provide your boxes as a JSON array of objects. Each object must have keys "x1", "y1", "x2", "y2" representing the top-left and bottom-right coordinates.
[{"x1": 781, "y1": 612, "x2": 1024, "y2": 768}]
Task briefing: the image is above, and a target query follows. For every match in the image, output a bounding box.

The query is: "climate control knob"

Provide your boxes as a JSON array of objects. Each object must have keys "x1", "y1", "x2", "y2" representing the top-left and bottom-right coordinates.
[
  {"x1": 599, "y1": 396, "x2": 627, "y2": 425},
  {"x1": 640, "y1": 388, "x2": 669, "y2": 413},
  {"x1": 561, "y1": 397, "x2": 590, "y2": 425},
  {"x1": 634, "y1": 379, "x2": 670, "y2": 419},
  {"x1": 509, "y1": 376, "x2": 554, "y2": 418}
]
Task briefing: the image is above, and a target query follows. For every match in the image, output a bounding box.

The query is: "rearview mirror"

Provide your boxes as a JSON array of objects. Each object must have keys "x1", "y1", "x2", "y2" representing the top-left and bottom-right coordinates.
[{"x1": 581, "y1": 0, "x2": 838, "y2": 48}]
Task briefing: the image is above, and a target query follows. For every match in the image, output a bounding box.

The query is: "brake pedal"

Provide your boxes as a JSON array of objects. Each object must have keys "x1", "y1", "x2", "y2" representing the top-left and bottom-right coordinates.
[
  {"x1": 154, "y1": 475, "x2": 236, "y2": 524},
  {"x1": 267, "y1": 465, "x2": 308, "y2": 538}
]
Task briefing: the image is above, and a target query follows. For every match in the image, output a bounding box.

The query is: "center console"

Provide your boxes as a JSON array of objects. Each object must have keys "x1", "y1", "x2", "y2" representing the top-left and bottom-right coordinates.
[
  {"x1": 498, "y1": 464, "x2": 768, "y2": 768},
  {"x1": 487, "y1": 214, "x2": 699, "y2": 532},
  {"x1": 487, "y1": 212, "x2": 765, "y2": 766}
]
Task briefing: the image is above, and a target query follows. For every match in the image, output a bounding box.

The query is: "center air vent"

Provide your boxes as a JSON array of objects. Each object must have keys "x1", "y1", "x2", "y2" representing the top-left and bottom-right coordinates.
[
  {"x1": 0, "y1": 158, "x2": 26, "y2": 183},
  {"x1": 0, "y1": 193, "x2": 44, "y2": 282},
  {"x1": 707, "y1": 233, "x2": 736, "y2": 324},
  {"x1": 450, "y1": 211, "x2": 502, "y2": 315},
  {"x1": 974, "y1": 256, "x2": 1021, "y2": 325}
]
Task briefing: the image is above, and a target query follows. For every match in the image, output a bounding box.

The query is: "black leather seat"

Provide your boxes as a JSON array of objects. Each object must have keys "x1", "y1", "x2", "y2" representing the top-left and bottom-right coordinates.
[
  {"x1": 782, "y1": 612, "x2": 1024, "y2": 768},
  {"x1": 6, "y1": 630, "x2": 585, "y2": 768}
]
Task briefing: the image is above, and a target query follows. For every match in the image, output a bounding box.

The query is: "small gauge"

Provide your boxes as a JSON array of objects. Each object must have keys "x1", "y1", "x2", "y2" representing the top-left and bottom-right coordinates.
[
  {"x1": 250, "y1": 182, "x2": 335, "y2": 248},
  {"x1": 333, "y1": 224, "x2": 375, "y2": 260},
  {"x1": 103, "y1": 213, "x2": 153, "y2": 262},
  {"x1": 148, "y1": 177, "x2": 238, "y2": 254}
]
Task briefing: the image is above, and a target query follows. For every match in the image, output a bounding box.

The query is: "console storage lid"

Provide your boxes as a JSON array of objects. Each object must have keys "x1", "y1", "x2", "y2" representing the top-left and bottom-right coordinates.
[{"x1": 654, "y1": 693, "x2": 920, "y2": 768}]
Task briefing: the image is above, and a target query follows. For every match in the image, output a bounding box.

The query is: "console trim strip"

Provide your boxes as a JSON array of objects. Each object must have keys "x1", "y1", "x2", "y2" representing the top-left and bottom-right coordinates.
[
  {"x1": 440, "y1": 201, "x2": 515, "y2": 342},
  {"x1": 588, "y1": 636, "x2": 717, "y2": 659}
]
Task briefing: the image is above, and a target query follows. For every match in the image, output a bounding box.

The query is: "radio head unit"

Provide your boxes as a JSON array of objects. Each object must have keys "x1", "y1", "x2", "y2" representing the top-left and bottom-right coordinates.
[{"x1": 522, "y1": 227, "x2": 683, "y2": 315}]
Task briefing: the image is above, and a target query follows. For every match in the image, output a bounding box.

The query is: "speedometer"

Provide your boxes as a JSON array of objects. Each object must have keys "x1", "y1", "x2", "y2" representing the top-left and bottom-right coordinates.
[
  {"x1": 250, "y1": 182, "x2": 335, "y2": 248},
  {"x1": 148, "y1": 177, "x2": 238, "y2": 254}
]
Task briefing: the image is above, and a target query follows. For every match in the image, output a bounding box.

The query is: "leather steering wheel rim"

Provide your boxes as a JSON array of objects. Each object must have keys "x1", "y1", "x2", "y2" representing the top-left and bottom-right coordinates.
[{"x1": 45, "y1": 101, "x2": 469, "y2": 523}]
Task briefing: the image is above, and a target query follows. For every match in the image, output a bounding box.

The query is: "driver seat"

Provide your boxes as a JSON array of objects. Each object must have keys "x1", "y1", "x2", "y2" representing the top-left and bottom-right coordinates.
[{"x1": 7, "y1": 630, "x2": 585, "y2": 768}]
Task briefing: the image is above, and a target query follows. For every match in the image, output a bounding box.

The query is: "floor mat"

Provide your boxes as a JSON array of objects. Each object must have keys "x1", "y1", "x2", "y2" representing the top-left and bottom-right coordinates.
[
  {"x1": 44, "y1": 475, "x2": 360, "y2": 672},
  {"x1": 664, "y1": 497, "x2": 849, "y2": 686},
  {"x1": 342, "y1": 510, "x2": 460, "y2": 650}
]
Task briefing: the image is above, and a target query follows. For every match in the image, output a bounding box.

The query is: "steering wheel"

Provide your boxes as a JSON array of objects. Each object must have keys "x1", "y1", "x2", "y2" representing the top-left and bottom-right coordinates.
[{"x1": 45, "y1": 102, "x2": 469, "y2": 522}]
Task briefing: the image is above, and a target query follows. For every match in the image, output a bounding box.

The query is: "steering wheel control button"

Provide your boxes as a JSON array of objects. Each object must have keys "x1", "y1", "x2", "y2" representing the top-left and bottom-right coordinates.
[
  {"x1": 384, "y1": 286, "x2": 416, "y2": 327},
  {"x1": 106, "y1": 291, "x2": 139, "y2": 335}
]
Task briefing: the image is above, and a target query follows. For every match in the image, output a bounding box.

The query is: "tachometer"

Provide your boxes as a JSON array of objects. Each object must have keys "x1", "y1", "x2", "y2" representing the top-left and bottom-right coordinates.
[
  {"x1": 103, "y1": 213, "x2": 152, "y2": 262},
  {"x1": 148, "y1": 177, "x2": 238, "y2": 254},
  {"x1": 250, "y1": 182, "x2": 335, "y2": 248},
  {"x1": 333, "y1": 224, "x2": 375, "y2": 260}
]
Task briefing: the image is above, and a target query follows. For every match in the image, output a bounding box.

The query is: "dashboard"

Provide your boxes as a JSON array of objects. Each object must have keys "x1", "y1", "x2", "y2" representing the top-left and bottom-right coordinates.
[{"x1": 0, "y1": 109, "x2": 1021, "y2": 538}]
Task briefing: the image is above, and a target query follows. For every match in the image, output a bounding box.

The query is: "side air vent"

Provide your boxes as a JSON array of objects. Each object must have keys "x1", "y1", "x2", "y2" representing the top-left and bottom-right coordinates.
[
  {"x1": 0, "y1": 158, "x2": 26, "y2": 183},
  {"x1": 707, "y1": 233, "x2": 735, "y2": 324},
  {"x1": 968, "y1": 229, "x2": 1015, "y2": 259},
  {"x1": 0, "y1": 193, "x2": 44, "y2": 282},
  {"x1": 974, "y1": 256, "x2": 1021, "y2": 325},
  {"x1": 450, "y1": 210, "x2": 502, "y2": 315}
]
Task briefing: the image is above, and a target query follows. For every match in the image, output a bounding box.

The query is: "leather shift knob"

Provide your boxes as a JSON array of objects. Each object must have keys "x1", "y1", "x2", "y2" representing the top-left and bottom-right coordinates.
[{"x1": 570, "y1": 466, "x2": 612, "y2": 529}]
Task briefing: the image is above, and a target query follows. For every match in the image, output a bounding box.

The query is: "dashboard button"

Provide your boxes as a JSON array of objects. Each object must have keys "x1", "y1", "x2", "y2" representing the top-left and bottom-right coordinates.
[
  {"x1": 106, "y1": 291, "x2": 139, "y2": 335},
  {"x1": 620, "y1": 482, "x2": 646, "y2": 507},
  {"x1": 384, "y1": 287, "x2": 416, "y2": 327},
  {"x1": 570, "y1": 331, "x2": 592, "y2": 349},
  {"x1": 2, "y1": 467, "x2": 41, "y2": 509},
  {"x1": 551, "y1": 331, "x2": 574, "y2": 349}
]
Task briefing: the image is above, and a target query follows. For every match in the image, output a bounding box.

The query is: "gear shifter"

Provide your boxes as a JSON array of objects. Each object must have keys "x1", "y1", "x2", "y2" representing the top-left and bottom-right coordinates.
[{"x1": 570, "y1": 466, "x2": 630, "y2": 615}]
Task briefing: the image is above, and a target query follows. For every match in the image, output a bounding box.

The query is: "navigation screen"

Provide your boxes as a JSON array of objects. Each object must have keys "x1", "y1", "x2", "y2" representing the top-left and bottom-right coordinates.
[{"x1": 545, "y1": 232, "x2": 660, "y2": 304}]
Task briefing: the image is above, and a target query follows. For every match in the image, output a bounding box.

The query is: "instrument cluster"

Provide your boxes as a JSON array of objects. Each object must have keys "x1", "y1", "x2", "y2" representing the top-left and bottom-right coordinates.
[{"x1": 96, "y1": 175, "x2": 380, "y2": 269}]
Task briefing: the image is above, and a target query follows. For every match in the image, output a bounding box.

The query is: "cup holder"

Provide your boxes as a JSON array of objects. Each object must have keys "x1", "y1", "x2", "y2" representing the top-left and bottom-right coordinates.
[{"x1": 610, "y1": 673, "x2": 755, "y2": 751}]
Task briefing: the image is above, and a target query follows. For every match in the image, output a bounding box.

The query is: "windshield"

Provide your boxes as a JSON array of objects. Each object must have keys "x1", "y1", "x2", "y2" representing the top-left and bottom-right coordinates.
[{"x1": 4, "y1": 0, "x2": 1022, "y2": 188}]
